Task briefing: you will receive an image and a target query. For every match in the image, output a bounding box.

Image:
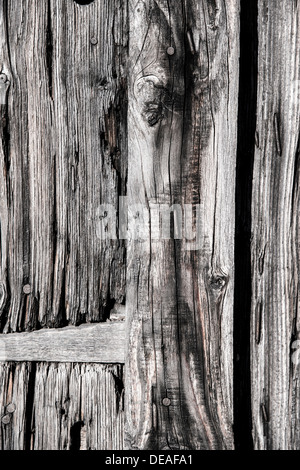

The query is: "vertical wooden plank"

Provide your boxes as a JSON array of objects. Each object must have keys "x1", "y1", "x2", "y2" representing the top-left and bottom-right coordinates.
[
  {"x1": 251, "y1": 0, "x2": 300, "y2": 450},
  {"x1": 0, "y1": 362, "x2": 32, "y2": 450},
  {"x1": 0, "y1": 0, "x2": 36, "y2": 332},
  {"x1": 0, "y1": 0, "x2": 10, "y2": 325},
  {"x1": 50, "y1": 0, "x2": 128, "y2": 326},
  {"x1": 32, "y1": 363, "x2": 124, "y2": 450},
  {"x1": 126, "y1": 0, "x2": 240, "y2": 449},
  {"x1": 0, "y1": 0, "x2": 128, "y2": 332}
]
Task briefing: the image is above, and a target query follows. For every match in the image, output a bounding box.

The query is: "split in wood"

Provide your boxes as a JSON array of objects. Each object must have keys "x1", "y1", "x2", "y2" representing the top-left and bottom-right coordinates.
[{"x1": 273, "y1": 113, "x2": 282, "y2": 156}]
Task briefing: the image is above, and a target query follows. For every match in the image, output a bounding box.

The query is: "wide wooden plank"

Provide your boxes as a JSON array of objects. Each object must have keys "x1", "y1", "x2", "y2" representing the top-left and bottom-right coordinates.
[
  {"x1": 0, "y1": 322, "x2": 125, "y2": 363},
  {"x1": 251, "y1": 0, "x2": 300, "y2": 450},
  {"x1": 0, "y1": 0, "x2": 127, "y2": 332},
  {"x1": 32, "y1": 363, "x2": 124, "y2": 450},
  {"x1": 125, "y1": 0, "x2": 240, "y2": 450}
]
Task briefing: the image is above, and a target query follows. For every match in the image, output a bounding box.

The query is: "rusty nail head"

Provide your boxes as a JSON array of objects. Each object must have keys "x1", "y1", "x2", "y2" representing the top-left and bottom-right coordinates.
[
  {"x1": 1, "y1": 414, "x2": 11, "y2": 425},
  {"x1": 6, "y1": 403, "x2": 16, "y2": 413},
  {"x1": 0, "y1": 73, "x2": 7, "y2": 83},
  {"x1": 162, "y1": 397, "x2": 171, "y2": 407},
  {"x1": 23, "y1": 284, "x2": 31, "y2": 294},
  {"x1": 91, "y1": 37, "x2": 98, "y2": 45},
  {"x1": 167, "y1": 47, "x2": 175, "y2": 56}
]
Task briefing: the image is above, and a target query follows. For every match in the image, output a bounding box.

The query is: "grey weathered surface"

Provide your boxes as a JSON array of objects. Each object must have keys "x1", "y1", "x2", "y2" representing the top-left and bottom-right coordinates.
[
  {"x1": 32, "y1": 363, "x2": 124, "y2": 450},
  {"x1": 0, "y1": 0, "x2": 127, "y2": 332},
  {"x1": 0, "y1": 362, "x2": 32, "y2": 450},
  {"x1": 0, "y1": 321, "x2": 125, "y2": 363},
  {"x1": 251, "y1": 0, "x2": 300, "y2": 450},
  {"x1": 0, "y1": 0, "x2": 127, "y2": 451},
  {"x1": 0, "y1": 361, "x2": 124, "y2": 450},
  {"x1": 125, "y1": 0, "x2": 240, "y2": 450},
  {"x1": 2, "y1": 0, "x2": 300, "y2": 453}
]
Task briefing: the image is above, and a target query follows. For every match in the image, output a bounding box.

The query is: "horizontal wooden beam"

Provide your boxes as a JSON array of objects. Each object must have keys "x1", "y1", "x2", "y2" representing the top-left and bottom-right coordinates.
[{"x1": 0, "y1": 322, "x2": 125, "y2": 364}]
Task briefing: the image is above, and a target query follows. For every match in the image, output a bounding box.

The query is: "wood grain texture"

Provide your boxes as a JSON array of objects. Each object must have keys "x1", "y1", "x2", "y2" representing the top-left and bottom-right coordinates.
[
  {"x1": 251, "y1": 0, "x2": 300, "y2": 450},
  {"x1": 32, "y1": 363, "x2": 124, "y2": 450},
  {"x1": 0, "y1": 0, "x2": 127, "y2": 332},
  {"x1": 0, "y1": 362, "x2": 124, "y2": 450},
  {"x1": 125, "y1": 0, "x2": 240, "y2": 450},
  {"x1": 0, "y1": 321, "x2": 125, "y2": 363},
  {"x1": 0, "y1": 362, "x2": 32, "y2": 450}
]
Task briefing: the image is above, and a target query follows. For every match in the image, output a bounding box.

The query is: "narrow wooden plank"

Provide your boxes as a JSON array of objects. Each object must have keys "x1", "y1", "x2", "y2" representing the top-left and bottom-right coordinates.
[
  {"x1": 0, "y1": 322, "x2": 125, "y2": 363},
  {"x1": 125, "y1": 0, "x2": 240, "y2": 450},
  {"x1": 0, "y1": 0, "x2": 11, "y2": 322},
  {"x1": 0, "y1": 362, "x2": 32, "y2": 450},
  {"x1": 0, "y1": 0, "x2": 127, "y2": 332},
  {"x1": 251, "y1": 0, "x2": 300, "y2": 450},
  {"x1": 32, "y1": 363, "x2": 124, "y2": 450}
]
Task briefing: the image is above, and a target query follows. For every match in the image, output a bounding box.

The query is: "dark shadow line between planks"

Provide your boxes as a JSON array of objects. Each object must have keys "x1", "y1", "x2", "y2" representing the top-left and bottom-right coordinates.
[
  {"x1": 25, "y1": 362, "x2": 36, "y2": 450},
  {"x1": 233, "y1": 0, "x2": 258, "y2": 450}
]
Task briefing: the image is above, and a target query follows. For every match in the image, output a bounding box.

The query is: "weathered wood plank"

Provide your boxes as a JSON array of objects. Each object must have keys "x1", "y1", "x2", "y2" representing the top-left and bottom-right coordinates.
[
  {"x1": 0, "y1": 321, "x2": 125, "y2": 363},
  {"x1": 0, "y1": 362, "x2": 124, "y2": 450},
  {"x1": 251, "y1": 0, "x2": 300, "y2": 450},
  {"x1": 125, "y1": 0, "x2": 240, "y2": 450},
  {"x1": 0, "y1": 362, "x2": 32, "y2": 450},
  {"x1": 0, "y1": 0, "x2": 10, "y2": 323},
  {"x1": 32, "y1": 363, "x2": 124, "y2": 450},
  {"x1": 0, "y1": 0, "x2": 127, "y2": 332}
]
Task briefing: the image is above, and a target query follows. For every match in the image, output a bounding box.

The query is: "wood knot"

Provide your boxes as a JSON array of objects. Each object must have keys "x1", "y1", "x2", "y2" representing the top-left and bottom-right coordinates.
[
  {"x1": 134, "y1": 77, "x2": 172, "y2": 127},
  {"x1": 209, "y1": 275, "x2": 227, "y2": 290},
  {"x1": 0, "y1": 73, "x2": 7, "y2": 84}
]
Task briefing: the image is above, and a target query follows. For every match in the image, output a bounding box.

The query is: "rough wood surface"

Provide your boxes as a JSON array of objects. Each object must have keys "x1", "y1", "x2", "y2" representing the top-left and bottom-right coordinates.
[
  {"x1": 0, "y1": 361, "x2": 124, "y2": 450},
  {"x1": 251, "y1": 0, "x2": 300, "y2": 450},
  {"x1": 0, "y1": 362, "x2": 32, "y2": 450},
  {"x1": 125, "y1": 0, "x2": 240, "y2": 450},
  {"x1": 0, "y1": 0, "x2": 127, "y2": 332},
  {"x1": 32, "y1": 363, "x2": 124, "y2": 450},
  {"x1": 0, "y1": 321, "x2": 125, "y2": 363}
]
